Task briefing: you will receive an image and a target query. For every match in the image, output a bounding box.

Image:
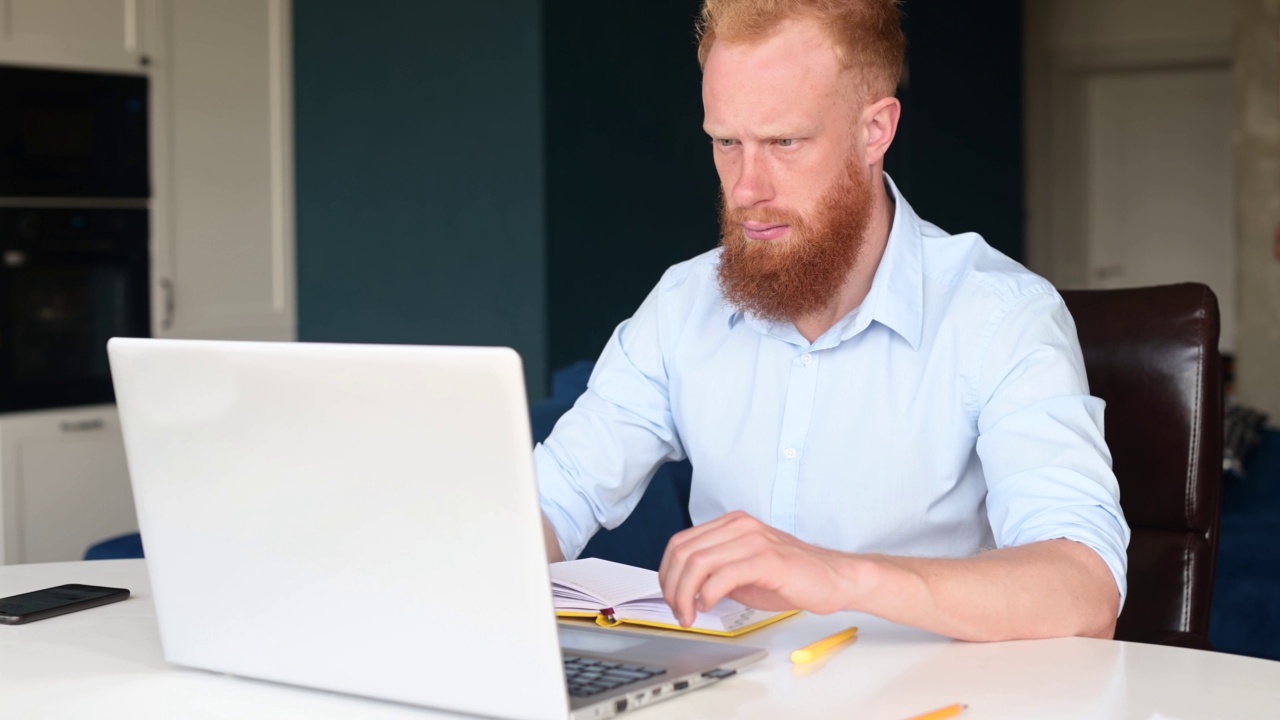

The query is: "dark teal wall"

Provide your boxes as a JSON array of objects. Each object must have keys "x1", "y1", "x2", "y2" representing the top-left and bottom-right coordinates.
[
  {"x1": 292, "y1": 1, "x2": 1023, "y2": 395},
  {"x1": 891, "y1": 0, "x2": 1025, "y2": 261},
  {"x1": 541, "y1": 0, "x2": 1025, "y2": 371},
  {"x1": 294, "y1": 1, "x2": 546, "y2": 397},
  {"x1": 544, "y1": 0, "x2": 720, "y2": 371}
]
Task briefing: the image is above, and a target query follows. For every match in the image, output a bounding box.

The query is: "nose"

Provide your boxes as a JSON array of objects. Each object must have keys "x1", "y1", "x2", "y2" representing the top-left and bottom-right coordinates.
[{"x1": 730, "y1": 147, "x2": 774, "y2": 209}]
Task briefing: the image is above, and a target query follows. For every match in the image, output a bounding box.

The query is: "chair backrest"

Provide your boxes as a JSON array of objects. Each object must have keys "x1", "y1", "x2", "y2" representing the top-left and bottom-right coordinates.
[{"x1": 1060, "y1": 283, "x2": 1223, "y2": 647}]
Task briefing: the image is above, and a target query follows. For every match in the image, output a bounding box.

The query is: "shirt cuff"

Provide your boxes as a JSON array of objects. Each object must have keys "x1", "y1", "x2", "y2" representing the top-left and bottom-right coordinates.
[
  {"x1": 1008, "y1": 509, "x2": 1130, "y2": 613},
  {"x1": 534, "y1": 443, "x2": 596, "y2": 561}
]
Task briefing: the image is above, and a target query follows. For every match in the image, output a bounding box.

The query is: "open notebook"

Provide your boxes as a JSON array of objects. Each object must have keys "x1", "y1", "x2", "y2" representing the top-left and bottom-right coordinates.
[{"x1": 551, "y1": 558, "x2": 796, "y2": 637}]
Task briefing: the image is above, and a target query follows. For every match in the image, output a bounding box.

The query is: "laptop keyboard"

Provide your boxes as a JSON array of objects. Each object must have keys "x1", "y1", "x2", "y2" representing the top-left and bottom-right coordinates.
[{"x1": 563, "y1": 655, "x2": 667, "y2": 698}]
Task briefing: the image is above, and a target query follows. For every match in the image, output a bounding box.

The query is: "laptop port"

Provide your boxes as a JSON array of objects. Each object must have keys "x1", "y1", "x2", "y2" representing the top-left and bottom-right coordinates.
[
  {"x1": 673, "y1": 681, "x2": 690, "y2": 691},
  {"x1": 615, "y1": 699, "x2": 628, "y2": 713}
]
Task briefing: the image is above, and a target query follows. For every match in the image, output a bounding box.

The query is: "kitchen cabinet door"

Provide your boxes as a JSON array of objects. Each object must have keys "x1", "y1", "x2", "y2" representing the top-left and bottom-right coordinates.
[
  {"x1": 0, "y1": 0, "x2": 153, "y2": 74},
  {"x1": 148, "y1": 0, "x2": 296, "y2": 341},
  {"x1": 0, "y1": 405, "x2": 136, "y2": 564}
]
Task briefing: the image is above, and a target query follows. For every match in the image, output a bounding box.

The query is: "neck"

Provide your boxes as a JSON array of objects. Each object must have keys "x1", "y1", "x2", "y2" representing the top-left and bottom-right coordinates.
[{"x1": 793, "y1": 175, "x2": 894, "y2": 343}]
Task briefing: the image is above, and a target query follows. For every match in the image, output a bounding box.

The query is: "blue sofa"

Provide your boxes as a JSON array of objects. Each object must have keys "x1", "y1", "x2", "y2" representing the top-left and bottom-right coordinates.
[
  {"x1": 527, "y1": 361, "x2": 693, "y2": 570},
  {"x1": 1210, "y1": 428, "x2": 1280, "y2": 660}
]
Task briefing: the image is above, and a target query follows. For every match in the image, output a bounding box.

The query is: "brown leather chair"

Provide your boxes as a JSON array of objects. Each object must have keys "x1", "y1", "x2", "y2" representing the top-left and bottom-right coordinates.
[{"x1": 1060, "y1": 283, "x2": 1223, "y2": 649}]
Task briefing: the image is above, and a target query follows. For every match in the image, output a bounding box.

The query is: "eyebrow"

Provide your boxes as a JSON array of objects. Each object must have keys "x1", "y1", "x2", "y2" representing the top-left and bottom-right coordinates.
[{"x1": 702, "y1": 126, "x2": 815, "y2": 140}]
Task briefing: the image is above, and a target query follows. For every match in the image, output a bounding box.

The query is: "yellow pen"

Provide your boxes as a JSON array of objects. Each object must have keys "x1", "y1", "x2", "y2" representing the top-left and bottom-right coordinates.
[
  {"x1": 789, "y1": 626, "x2": 859, "y2": 664},
  {"x1": 903, "y1": 703, "x2": 968, "y2": 720}
]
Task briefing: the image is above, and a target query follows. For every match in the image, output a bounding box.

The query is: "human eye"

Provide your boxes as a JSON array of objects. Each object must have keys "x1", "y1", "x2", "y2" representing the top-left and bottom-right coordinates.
[
  {"x1": 713, "y1": 137, "x2": 738, "y2": 149},
  {"x1": 775, "y1": 138, "x2": 797, "y2": 148}
]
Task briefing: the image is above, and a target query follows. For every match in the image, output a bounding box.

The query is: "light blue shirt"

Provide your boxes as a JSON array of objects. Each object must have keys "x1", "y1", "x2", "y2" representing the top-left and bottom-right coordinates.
[{"x1": 536, "y1": 175, "x2": 1130, "y2": 604}]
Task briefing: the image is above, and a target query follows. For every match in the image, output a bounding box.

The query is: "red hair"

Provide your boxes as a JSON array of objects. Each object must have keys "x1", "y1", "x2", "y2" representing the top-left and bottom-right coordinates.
[{"x1": 696, "y1": 0, "x2": 906, "y2": 101}]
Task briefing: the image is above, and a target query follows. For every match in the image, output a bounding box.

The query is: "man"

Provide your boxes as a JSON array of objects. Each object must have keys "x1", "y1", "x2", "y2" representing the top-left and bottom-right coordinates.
[{"x1": 536, "y1": 0, "x2": 1129, "y2": 642}]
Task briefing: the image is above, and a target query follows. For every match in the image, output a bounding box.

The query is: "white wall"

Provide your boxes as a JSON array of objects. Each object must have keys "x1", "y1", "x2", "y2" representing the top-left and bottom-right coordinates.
[
  {"x1": 1042, "y1": 0, "x2": 1230, "y2": 49},
  {"x1": 1025, "y1": 0, "x2": 1280, "y2": 418},
  {"x1": 1233, "y1": 0, "x2": 1280, "y2": 419}
]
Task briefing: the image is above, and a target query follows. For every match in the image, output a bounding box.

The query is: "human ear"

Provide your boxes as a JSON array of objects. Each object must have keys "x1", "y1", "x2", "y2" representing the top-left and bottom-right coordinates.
[{"x1": 861, "y1": 97, "x2": 902, "y2": 167}]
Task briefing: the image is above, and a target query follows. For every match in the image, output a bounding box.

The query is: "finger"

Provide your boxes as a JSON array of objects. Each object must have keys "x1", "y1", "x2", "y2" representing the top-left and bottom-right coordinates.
[
  {"x1": 660, "y1": 514, "x2": 762, "y2": 615},
  {"x1": 666, "y1": 534, "x2": 765, "y2": 626},
  {"x1": 665, "y1": 533, "x2": 746, "y2": 626},
  {"x1": 696, "y1": 555, "x2": 781, "y2": 612},
  {"x1": 686, "y1": 536, "x2": 779, "y2": 612},
  {"x1": 658, "y1": 511, "x2": 754, "y2": 586}
]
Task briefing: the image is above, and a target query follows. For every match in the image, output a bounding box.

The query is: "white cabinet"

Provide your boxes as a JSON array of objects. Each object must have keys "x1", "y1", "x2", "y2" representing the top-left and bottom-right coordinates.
[
  {"x1": 148, "y1": 0, "x2": 296, "y2": 341},
  {"x1": 0, "y1": 0, "x2": 153, "y2": 73},
  {"x1": 0, "y1": 0, "x2": 297, "y2": 341},
  {"x1": 0, "y1": 406, "x2": 137, "y2": 564},
  {"x1": 0, "y1": 0, "x2": 296, "y2": 564}
]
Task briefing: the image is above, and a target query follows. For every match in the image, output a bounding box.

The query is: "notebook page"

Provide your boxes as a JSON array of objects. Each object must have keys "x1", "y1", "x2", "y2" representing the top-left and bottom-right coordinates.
[
  {"x1": 619, "y1": 596, "x2": 784, "y2": 632},
  {"x1": 551, "y1": 558, "x2": 795, "y2": 633},
  {"x1": 549, "y1": 558, "x2": 664, "y2": 608}
]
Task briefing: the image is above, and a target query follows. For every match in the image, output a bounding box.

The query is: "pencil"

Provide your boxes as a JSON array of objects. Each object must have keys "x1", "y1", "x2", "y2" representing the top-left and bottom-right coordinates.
[
  {"x1": 903, "y1": 703, "x2": 967, "y2": 720},
  {"x1": 789, "y1": 626, "x2": 859, "y2": 664}
]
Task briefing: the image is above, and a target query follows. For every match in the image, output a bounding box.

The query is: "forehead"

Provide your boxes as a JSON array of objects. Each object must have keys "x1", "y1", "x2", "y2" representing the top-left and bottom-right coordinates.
[{"x1": 702, "y1": 17, "x2": 849, "y2": 133}]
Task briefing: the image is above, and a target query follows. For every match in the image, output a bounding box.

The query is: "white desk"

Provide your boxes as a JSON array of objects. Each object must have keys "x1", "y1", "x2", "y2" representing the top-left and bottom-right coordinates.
[{"x1": 3, "y1": 560, "x2": 1278, "y2": 719}]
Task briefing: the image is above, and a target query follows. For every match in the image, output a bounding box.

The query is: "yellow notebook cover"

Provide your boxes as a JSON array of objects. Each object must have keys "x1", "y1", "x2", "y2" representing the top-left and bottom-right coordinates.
[{"x1": 555, "y1": 608, "x2": 798, "y2": 637}]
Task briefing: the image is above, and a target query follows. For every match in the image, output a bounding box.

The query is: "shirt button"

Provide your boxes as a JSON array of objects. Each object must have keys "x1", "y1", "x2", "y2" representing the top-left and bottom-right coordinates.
[
  {"x1": 783, "y1": 447, "x2": 797, "y2": 459},
  {"x1": 800, "y1": 353, "x2": 813, "y2": 365}
]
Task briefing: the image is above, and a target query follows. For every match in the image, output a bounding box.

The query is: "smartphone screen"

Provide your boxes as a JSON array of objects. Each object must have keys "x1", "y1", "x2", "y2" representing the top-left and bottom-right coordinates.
[{"x1": 0, "y1": 584, "x2": 130, "y2": 624}]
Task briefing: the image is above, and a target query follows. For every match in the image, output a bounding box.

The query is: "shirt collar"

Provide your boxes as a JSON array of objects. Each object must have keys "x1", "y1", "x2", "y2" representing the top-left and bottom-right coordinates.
[
  {"x1": 853, "y1": 173, "x2": 924, "y2": 350},
  {"x1": 724, "y1": 173, "x2": 925, "y2": 351}
]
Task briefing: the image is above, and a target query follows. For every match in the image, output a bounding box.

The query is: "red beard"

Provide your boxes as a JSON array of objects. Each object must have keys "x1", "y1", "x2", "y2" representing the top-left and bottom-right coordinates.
[{"x1": 717, "y1": 160, "x2": 874, "y2": 324}]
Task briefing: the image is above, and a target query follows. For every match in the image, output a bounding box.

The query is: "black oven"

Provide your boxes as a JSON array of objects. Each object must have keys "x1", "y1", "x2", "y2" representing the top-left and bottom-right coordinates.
[
  {"x1": 0, "y1": 66, "x2": 149, "y2": 198},
  {"x1": 0, "y1": 208, "x2": 150, "y2": 412},
  {"x1": 0, "y1": 63, "x2": 152, "y2": 412}
]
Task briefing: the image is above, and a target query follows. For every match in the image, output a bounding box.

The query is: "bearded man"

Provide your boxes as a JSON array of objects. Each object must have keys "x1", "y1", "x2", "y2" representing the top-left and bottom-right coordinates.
[{"x1": 535, "y1": 0, "x2": 1129, "y2": 642}]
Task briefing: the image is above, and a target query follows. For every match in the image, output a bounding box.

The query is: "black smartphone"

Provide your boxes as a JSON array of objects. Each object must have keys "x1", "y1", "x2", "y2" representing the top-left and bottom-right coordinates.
[{"x1": 0, "y1": 583, "x2": 130, "y2": 625}]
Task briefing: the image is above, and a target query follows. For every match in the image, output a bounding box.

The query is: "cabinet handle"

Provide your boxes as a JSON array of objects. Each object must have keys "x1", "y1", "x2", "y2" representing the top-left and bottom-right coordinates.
[
  {"x1": 60, "y1": 419, "x2": 105, "y2": 433},
  {"x1": 160, "y1": 278, "x2": 175, "y2": 330}
]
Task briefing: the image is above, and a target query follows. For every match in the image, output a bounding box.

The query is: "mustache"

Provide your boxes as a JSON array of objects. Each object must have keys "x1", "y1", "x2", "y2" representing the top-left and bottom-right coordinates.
[{"x1": 722, "y1": 204, "x2": 806, "y2": 231}]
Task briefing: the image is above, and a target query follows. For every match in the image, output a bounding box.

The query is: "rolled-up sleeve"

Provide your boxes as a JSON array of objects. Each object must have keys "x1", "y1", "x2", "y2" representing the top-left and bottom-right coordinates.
[
  {"x1": 536, "y1": 278, "x2": 686, "y2": 561},
  {"x1": 973, "y1": 290, "x2": 1131, "y2": 609}
]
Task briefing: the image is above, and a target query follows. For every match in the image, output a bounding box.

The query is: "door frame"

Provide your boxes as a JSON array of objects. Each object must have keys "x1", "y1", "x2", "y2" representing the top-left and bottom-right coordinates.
[{"x1": 1023, "y1": 4, "x2": 1232, "y2": 290}]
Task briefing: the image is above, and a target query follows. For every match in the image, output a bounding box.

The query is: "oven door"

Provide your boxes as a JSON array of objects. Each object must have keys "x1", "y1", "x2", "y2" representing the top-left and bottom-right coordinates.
[
  {"x1": 0, "y1": 209, "x2": 150, "y2": 412},
  {"x1": 0, "y1": 66, "x2": 149, "y2": 198}
]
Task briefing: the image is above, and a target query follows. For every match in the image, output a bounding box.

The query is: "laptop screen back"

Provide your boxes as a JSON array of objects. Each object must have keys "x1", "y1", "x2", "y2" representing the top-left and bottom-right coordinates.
[{"x1": 108, "y1": 338, "x2": 568, "y2": 720}]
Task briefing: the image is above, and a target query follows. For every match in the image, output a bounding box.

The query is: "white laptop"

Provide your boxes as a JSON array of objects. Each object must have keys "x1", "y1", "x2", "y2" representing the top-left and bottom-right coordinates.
[{"x1": 107, "y1": 338, "x2": 765, "y2": 720}]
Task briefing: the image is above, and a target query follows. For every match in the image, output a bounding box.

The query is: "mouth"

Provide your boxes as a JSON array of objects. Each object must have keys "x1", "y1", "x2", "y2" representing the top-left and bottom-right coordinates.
[{"x1": 742, "y1": 222, "x2": 790, "y2": 241}]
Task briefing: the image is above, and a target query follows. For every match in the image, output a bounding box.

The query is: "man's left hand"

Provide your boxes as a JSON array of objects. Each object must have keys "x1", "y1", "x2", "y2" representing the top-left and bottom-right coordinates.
[{"x1": 657, "y1": 511, "x2": 862, "y2": 627}]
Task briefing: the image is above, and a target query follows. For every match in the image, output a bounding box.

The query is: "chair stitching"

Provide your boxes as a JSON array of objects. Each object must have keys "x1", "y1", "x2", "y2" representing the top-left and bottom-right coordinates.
[
  {"x1": 1181, "y1": 285, "x2": 1210, "y2": 636},
  {"x1": 1185, "y1": 286, "x2": 1207, "y2": 529},
  {"x1": 1182, "y1": 534, "x2": 1194, "y2": 633}
]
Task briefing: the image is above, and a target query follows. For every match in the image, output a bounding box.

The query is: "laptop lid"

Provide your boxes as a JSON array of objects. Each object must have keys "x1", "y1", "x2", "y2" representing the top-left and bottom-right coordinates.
[{"x1": 108, "y1": 338, "x2": 568, "y2": 720}]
